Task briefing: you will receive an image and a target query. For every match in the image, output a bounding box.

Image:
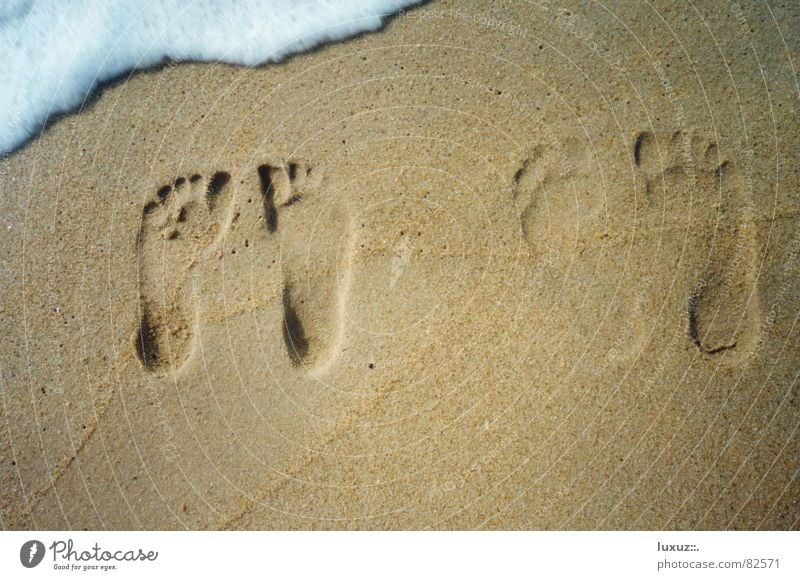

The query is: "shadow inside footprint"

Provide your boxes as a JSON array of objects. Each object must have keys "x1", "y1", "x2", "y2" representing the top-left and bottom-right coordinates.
[
  {"x1": 206, "y1": 171, "x2": 231, "y2": 209},
  {"x1": 258, "y1": 164, "x2": 279, "y2": 233},
  {"x1": 134, "y1": 311, "x2": 160, "y2": 369},
  {"x1": 281, "y1": 286, "x2": 310, "y2": 364}
]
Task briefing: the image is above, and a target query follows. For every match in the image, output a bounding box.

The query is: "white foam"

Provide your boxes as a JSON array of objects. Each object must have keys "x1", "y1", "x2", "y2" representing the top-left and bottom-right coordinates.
[{"x1": 0, "y1": 0, "x2": 421, "y2": 154}]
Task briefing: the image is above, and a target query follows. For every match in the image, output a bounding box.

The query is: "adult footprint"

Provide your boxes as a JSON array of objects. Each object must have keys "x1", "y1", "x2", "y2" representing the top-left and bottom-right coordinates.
[
  {"x1": 257, "y1": 160, "x2": 352, "y2": 370},
  {"x1": 135, "y1": 171, "x2": 233, "y2": 373},
  {"x1": 633, "y1": 129, "x2": 762, "y2": 362}
]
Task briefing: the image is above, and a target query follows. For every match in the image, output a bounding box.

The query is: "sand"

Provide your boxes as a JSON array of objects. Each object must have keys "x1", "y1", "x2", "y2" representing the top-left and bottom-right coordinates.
[{"x1": 1, "y1": 0, "x2": 798, "y2": 530}]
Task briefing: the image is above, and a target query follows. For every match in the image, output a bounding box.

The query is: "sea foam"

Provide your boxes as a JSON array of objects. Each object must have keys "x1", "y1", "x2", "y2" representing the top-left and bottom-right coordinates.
[{"x1": 0, "y1": 0, "x2": 421, "y2": 155}]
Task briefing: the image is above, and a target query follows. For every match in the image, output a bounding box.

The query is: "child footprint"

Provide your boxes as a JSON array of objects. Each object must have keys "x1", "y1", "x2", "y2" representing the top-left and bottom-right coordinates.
[
  {"x1": 257, "y1": 160, "x2": 353, "y2": 370},
  {"x1": 135, "y1": 171, "x2": 233, "y2": 373},
  {"x1": 511, "y1": 138, "x2": 594, "y2": 252}
]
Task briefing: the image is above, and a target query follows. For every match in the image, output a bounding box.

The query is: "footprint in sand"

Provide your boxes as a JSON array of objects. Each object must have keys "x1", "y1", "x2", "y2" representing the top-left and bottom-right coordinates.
[
  {"x1": 134, "y1": 171, "x2": 234, "y2": 373},
  {"x1": 135, "y1": 159, "x2": 352, "y2": 374},
  {"x1": 511, "y1": 137, "x2": 595, "y2": 252},
  {"x1": 256, "y1": 160, "x2": 352, "y2": 369},
  {"x1": 633, "y1": 129, "x2": 763, "y2": 363}
]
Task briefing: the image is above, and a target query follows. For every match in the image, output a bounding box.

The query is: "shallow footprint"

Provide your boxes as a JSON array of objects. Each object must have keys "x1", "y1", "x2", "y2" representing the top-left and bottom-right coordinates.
[
  {"x1": 633, "y1": 129, "x2": 762, "y2": 362},
  {"x1": 135, "y1": 171, "x2": 233, "y2": 373},
  {"x1": 511, "y1": 137, "x2": 596, "y2": 253},
  {"x1": 257, "y1": 160, "x2": 353, "y2": 371}
]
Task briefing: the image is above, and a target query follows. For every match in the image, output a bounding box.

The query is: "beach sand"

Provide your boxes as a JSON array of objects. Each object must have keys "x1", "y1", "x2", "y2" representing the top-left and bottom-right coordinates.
[{"x1": 1, "y1": 0, "x2": 798, "y2": 530}]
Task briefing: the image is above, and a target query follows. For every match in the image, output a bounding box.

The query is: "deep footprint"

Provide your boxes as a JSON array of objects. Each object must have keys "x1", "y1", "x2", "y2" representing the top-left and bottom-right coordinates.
[
  {"x1": 257, "y1": 160, "x2": 352, "y2": 369},
  {"x1": 135, "y1": 171, "x2": 233, "y2": 372}
]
